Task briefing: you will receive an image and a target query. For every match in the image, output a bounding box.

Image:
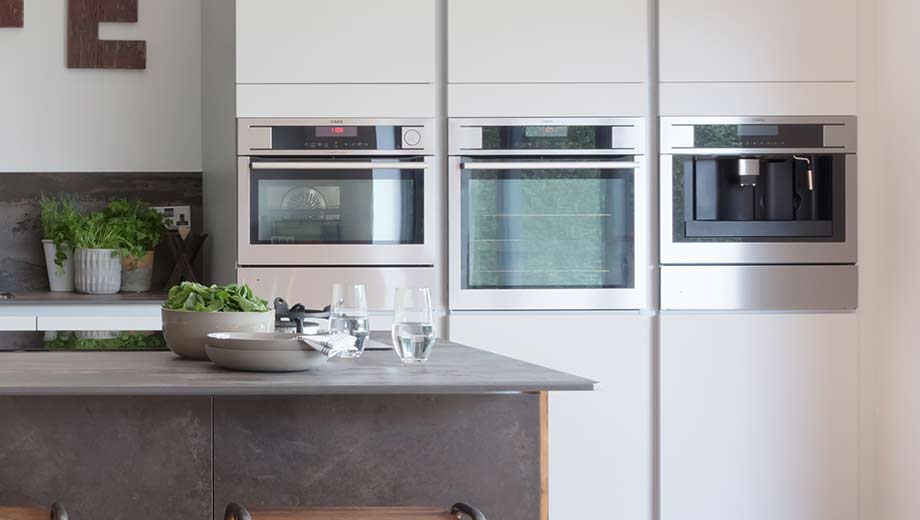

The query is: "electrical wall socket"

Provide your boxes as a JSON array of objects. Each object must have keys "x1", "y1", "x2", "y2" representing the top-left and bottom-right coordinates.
[{"x1": 152, "y1": 206, "x2": 192, "y2": 230}]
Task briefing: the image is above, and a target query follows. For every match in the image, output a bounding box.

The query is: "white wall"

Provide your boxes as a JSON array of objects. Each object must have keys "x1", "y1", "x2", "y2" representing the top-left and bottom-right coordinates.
[
  {"x1": 0, "y1": 0, "x2": 201, "y2": 172},
  {"x1": 871, "y1": 0, "x2": 920, "y2": 518}
]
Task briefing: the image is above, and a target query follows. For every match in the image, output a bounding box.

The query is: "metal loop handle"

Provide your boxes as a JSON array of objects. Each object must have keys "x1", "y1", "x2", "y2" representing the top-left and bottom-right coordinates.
[
  {"x1": 50, "y1": 503, "x2": 68, "y2": 520},
  {"x1": 252, "y1": 161, "x2": 427, "y2": 170},
  {"x1": 224, "y1": 502, "x2": 252, "y2": 520},
  {"x1": 450, "y1": 503, "x2": 487, "y2": 520},
  {"x1": 459, "y1": 161, "x2": 639, "y2": 170}
]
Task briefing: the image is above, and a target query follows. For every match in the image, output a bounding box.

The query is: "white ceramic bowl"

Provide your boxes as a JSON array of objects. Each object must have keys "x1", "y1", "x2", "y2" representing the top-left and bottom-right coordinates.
[
  {"x1": 205, "y1": 345, "x2": 329, "y2": 372},
  {"x1": 206, "y1": 331, "x2": 321, "y2": 350},
  {"x1": 161, "y1": 308, "x2": 275, "y2": 360}
]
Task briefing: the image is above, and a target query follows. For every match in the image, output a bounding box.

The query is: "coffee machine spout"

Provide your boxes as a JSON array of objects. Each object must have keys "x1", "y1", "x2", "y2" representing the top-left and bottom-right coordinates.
[{"x1": 738, "y1": 158, "x2": 760, "y2": 187}]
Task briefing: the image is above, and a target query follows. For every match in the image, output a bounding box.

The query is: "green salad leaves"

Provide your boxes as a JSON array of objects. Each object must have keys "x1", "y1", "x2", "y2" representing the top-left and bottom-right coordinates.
[{"x1": 164, "y1": 282, "x2": 271, "y2": 313}]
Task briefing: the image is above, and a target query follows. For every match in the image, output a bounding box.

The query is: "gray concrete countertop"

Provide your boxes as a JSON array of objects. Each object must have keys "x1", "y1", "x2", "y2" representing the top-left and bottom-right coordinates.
[
  {"x1": 0, "y1": 336, "x2": 595, "y2": 396},
  {"x1": 0, "y1": 291, "x2": 167, "y2": 305}
]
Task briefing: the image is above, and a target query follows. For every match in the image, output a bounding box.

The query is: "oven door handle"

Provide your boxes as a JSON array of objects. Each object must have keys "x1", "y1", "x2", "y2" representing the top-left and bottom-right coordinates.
[
  {"x1": 459, "y1": 161, "x2": 641, "y2": 170},
  {"x1": 251, "y1": 161, "x2": 428, "y2": 170}
]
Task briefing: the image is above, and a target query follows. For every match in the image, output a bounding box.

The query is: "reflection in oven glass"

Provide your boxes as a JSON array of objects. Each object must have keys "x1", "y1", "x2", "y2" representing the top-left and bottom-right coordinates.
[
  {"x1": 256, "y1": 176, "x2": 421, "y2": 244},
  {"x1": 259, "y1": 180, "x2": 342, "y2": 243},
  {"x1": 462, "y1": 169, "x2": 634, "y2": 289}
]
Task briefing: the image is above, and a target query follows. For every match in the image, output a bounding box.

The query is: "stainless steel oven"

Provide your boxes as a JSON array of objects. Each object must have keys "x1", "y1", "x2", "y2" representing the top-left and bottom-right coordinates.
[
  {"x1": 660, "y1": 116, "x2": 858, "y2": 310},
  {"x1": 237, "y1": 118, "x2": 439, "y2": 311},
  {"x1": 448, "y1": 118, "x2": 648, "y2": 310},
  {"x1": 238, "y1": 118, "x2": 437, "y2": 266}
]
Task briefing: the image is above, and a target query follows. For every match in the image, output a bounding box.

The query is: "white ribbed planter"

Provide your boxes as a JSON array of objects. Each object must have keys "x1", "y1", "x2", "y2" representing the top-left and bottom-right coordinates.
[
  {"x1": 42, "y1": 240, "x2": 74, "y2": 292},
  {"x1": 74, "y1": 248, "x2": 122, "y2": 295}
]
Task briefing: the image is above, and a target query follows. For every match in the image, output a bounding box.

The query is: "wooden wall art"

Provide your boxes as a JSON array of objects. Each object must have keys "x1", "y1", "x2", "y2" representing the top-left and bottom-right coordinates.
[
  {"x1": 67, "y1": 0, "x2": 146, "y2": 69},
  {"x1": 0, "y1": 0, "x2": 24, "y2": 28}
]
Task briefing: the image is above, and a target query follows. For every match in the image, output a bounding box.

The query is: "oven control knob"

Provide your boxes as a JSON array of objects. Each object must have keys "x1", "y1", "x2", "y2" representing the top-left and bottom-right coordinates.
[{"x1": 402, "y1": 128, "x2": 422, "y2": 148}]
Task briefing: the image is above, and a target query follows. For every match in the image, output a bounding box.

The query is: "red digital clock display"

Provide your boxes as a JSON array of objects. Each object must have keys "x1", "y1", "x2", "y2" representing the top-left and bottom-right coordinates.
[{"x1": 316, "y1": 126, "x2": 358, "y2": 138}]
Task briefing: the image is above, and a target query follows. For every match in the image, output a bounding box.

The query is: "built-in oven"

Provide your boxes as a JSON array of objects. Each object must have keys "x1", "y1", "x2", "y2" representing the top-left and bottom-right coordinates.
[
  {"x1": 448, "y1": 118, "x2": 648, "y2": 310},
  {"x1": 660, "y1": 116, "x2": 858, "y2": 310},
  {"x1": 237, "y1": 118, "x2": 439, "y2": 311}
]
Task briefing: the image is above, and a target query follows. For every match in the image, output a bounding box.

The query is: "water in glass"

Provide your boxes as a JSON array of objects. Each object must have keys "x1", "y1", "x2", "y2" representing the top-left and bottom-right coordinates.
[
  {"x1": 392, "y1": 322, "x2": 435, "y2": 363},
  {"x1": 330, "y1": 283, "x2": 369, "y2": 358},
  {"x1": 391, "y1": 287, "x2": 434, "y2": 363},
  {"x1": 328, "y1": 314, "x2": 369, "y2": 357}
]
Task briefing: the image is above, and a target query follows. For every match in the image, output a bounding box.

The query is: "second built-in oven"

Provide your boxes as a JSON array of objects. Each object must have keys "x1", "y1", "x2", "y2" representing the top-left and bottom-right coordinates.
[{"x1": 448, "y1": 118, "x2": 648, "y2": 310}]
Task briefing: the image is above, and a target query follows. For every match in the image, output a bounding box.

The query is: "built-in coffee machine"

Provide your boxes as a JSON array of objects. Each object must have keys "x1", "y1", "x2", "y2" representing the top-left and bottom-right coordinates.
[{"x1": 660, "y1": 116, "x2": 857, "y2": 310}]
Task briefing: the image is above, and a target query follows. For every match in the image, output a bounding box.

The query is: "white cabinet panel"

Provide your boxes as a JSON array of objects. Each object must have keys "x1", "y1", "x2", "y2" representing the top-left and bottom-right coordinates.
[
  {"x1": 659, "y1": 82, "x2": 859, "y2": 117},
  {"x1": 37, "y1": 315, "x2": 162, "y2": 332},
  {"x1": 29, "y1": 304, "x2": 164, "y2": 331},
  {"x1": 237, "y1": 84, "x2": 436, "y2": 118},
  {"x1": 449, "y1": 311, "x2": 652, "y2": 520},
  {"x1": 448, "y1": 83, "x2": 647, "y2": 117},
  {"x1": 237, "y1": 0, "x2": 436, "y2": 84},
  {"x1": 448, "y1": 0, "x2": 647, "y2": 83},
  {"x1": 660, "y1": 313, "x2": 858, "y2": 520},
  {"x1": 0, "y1": 316, "x2": 37, "y2": 331},
  {"x1": 659, "y1": 0, "x2": 858, "y2": 82}
]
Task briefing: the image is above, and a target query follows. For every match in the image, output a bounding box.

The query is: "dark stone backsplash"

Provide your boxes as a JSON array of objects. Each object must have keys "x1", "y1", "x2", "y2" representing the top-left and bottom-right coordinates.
[{"x1": 0, "y1": 172, "x2": 203, "y2": 292}]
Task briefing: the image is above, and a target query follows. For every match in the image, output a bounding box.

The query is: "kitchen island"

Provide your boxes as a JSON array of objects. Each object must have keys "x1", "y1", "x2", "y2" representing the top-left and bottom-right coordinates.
[{"x1": 0, "y1": 333, "x2": 593, "y2": 520}]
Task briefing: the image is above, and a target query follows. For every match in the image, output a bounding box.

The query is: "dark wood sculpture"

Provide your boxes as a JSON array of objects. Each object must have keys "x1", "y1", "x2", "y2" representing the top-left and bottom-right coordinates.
[
  {"x1": 0, "y1": 0, "x2": 23, "y2": 28},
  {"x1": 67, "y1": 0, "x2": 146, "y2": 69}
]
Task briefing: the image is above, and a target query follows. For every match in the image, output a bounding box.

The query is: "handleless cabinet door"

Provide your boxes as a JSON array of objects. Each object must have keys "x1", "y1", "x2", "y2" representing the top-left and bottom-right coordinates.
[
  {"x1": 448, "y1": 0, "x2": 648, "y2": 83},
  {"x1": 0, "y1": 316, "x2": 37, "y2": 331},
  {"x1": 660, "y1": 313, "x2": 858, "y2": 520},
  {"x1": 659, "y1": 0, "x2": 858, "y2": 82},
  {"x1": 236, "y1": 0, "x2": 436, "y2": 84},
  {"x1": 449, "y1": 312, "x2": 652, "y2": 520}
]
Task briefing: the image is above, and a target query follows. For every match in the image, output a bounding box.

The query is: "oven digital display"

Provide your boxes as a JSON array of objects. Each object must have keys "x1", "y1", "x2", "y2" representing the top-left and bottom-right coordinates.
[
  {"x1": 738, "y1": 125, "x2": 779, "y2": 137},
  {"x1": 524, "y1": 126, "x2": 569, "y2": 138},
  {"x1": 316, "y1": 126, "x2": 358, "y2": 138}
]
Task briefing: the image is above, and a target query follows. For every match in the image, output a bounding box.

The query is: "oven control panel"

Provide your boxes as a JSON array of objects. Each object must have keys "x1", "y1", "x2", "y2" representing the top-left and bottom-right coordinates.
[
  {"x1": 448, "y1": 118, "x2": 645, "y2": 156},
  {"x1": 401, "y1": 127, "x2": 424, "y2": 149},
  {"x1": 238, "y1": 119, "x2": 435, "y2": 156}
]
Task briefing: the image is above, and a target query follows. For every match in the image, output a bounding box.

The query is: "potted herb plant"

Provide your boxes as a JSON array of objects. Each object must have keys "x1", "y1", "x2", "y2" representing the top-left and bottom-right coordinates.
[
  {"x1": 38, "y1": 193, "x2": 80, "y2": 292},
  {"x1": 104, "y1": 199, "x2": 169, "y2": 292},
  {"x1": 72, "y1": 212, "x2": 127, "y2": 295}
]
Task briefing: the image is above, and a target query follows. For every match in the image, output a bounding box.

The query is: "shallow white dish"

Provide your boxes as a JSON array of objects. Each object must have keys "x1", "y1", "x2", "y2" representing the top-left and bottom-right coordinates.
[
  {"x1": 206, "y1": 331, "x2": 319, "y2": 351},
  {"x1": 205, "y1": 344, "x2": 329, "y2": 372}
]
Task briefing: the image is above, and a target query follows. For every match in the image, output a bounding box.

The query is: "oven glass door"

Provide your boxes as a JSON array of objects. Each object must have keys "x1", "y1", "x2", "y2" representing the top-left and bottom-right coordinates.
[
  {"x1": 249, "y1": 159, "x2": 424, "y2": 245},
  {"x1": 459, "y1": 158, "x2": 636, "y2": 290}
]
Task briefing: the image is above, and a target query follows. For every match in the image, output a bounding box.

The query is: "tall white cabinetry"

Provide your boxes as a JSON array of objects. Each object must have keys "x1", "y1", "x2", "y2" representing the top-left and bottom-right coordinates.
[
  {"x1": 657, "y1": 2, "x2": 863, "y2": 520},
  {"x1": 235, "y1": 0, "x2": 437, "y2": 118},
  {"x1": 446, "y1": 2, "x2": 654, "y2": 519},
  {"x1": 658, "y1": 0, "x2": 859, "y2": 115},
  {"x1": 447, "y1": 0, "x2": 649, "y2": 116},
  {"x1": 449, "y1": 313, "x2": 652, "y2": 520},
  {"x1": 659, "y1": 313, "x2": 859, "y2": 520},
  {"x1": 237, "y1": 0, "x2": 435, "y2": 84},
  {"x1": 659, "y1": 0, "x2": 857, "y2": 82}
]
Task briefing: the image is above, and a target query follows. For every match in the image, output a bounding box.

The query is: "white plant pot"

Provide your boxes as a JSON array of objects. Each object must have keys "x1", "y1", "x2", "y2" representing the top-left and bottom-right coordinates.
[
  {"x1": 74, "y1": 248, "x2": 122, "y2": 295},
  {"x1": 42, "y1": 240, "x2": 75, "y2": 292}
]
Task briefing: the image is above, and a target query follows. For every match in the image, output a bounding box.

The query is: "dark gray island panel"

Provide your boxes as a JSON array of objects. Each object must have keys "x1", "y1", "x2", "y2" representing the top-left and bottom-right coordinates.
[
  {"x1": 0, "y1": 396, "x2": 212, "y2": 520},
  {"x1": 214, "y1": 395, "x2": 542, "y2": 520},
  {"x1": 0, "y1": 337, "x2": 586, "y2": 519}
]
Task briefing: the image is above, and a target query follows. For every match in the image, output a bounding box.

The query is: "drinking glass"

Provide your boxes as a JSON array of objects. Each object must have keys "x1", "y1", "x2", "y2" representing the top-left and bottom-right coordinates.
[
  {"x1": 391, "y1": 288, "x2": 435, "y2": 364},
  {"x1": 329, "y1": 283, "x2": 369, "y2": 358}
]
